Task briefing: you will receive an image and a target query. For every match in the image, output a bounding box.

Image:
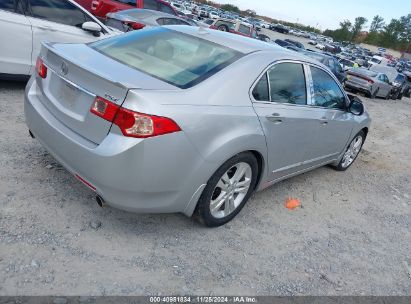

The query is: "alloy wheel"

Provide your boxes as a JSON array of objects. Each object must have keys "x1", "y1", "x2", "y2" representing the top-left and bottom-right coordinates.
[
  {"x1": 341, "y1": 135, "x2": 363, "y2": 168},
  {"x1": 209, "y1": 162, "x2": 252, "y2": 219}
]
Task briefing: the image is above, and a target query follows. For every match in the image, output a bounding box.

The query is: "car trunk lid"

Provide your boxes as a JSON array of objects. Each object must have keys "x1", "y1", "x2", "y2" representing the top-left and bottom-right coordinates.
[
  {"x1": 347, "y1": 70, "x2": 374, "y2": 85},
  {"x1": 37, "y1": 43, "x2": 177, "y2": 144}
]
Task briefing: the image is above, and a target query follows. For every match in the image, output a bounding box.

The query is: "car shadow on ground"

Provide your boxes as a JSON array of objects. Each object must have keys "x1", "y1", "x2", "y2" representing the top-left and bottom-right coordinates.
[{"x1": 0, "y1": 80, "x2": 28, "y2": 90}]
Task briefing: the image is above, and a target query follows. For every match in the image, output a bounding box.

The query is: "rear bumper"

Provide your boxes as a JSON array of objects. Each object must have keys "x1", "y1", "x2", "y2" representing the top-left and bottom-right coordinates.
[
  {"x1": 24, "y1": 79, "x2": 206, "y2": 216},
  {"x1": 345, "y1": 81, "x2": 371, "y2": 94}
]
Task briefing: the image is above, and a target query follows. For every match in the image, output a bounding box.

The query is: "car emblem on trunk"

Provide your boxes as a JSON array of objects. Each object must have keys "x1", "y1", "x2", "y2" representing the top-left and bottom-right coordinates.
[
  {"x1": 104, "y1": 94, "x2": 119, "y2": 103},
  {"x1": 61, "y1": 61, "x2": 68, "y2": 75}
]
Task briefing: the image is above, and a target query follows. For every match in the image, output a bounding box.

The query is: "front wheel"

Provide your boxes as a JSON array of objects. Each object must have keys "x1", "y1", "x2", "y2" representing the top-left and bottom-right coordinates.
[
  {"x1": 195, "y1": 152, "x2": 258, "y2": 227},
  {"x1": 217, "y1": 25, "x2": 229, "y2": 32},
  {"x1": 384, "y1": 90, "x2": 391, "y2": 100},
  {"x1": 334, "y1": 131, "x2": 365, "y2": 171}
]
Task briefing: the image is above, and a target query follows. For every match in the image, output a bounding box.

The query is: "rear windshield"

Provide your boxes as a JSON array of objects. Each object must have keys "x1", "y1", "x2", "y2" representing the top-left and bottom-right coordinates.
[{"x1": 90, "y1": 27, "x2": 243, "y2": 88}]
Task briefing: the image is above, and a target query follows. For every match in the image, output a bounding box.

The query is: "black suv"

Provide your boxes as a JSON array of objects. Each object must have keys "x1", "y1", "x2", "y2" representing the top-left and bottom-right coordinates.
[{"x1": 270, "y1": 24, "x2": 289, "y2": 33}]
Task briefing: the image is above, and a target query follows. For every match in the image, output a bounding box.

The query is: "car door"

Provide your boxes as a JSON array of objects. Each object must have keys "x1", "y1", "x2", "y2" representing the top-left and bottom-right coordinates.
[
  {"x1": 0, "y1": 0, "x2": 32, "y2": 76},
  {"x1": 377, "y1": 74, "x2": 390, "y2": 96},
  {"x1": 304, "y1": 65, "x2": 353, "y2": 166},
  {"x1": 251, "y1": 61, "x2": 321, "y2": 180},
  {"x1": 383, "y1": 74, "x2": 392, "y2": 94},
  {"x1": 26, "y1": 0, "x2": 107, "y2": 74}
]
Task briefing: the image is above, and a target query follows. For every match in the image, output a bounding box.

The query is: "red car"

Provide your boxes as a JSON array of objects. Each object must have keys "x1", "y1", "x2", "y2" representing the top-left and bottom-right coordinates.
[{"x1": 74, "y1": 0, "x2": 177, "y2": 19}]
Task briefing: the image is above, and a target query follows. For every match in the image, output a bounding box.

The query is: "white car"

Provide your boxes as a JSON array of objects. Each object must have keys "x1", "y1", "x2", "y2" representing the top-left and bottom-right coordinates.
[
  {"x1": 209, "y1": 11, "x2": 220, "y2": 19},
  {"x1": 260, "y1": 22, "x2": 270, "y2": 28},
  {"x1": 0, "y1": 0, "x2": 119, "y2": 79},
  {"x1": 315, "y1": 43, "x2": 326, "y2": 50},
  {"x1": 170, "y1": 2, "x2": 191, "y2": 15}
]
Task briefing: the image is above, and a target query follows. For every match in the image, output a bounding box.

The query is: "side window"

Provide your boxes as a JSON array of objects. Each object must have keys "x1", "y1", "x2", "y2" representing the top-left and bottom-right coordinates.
[
  {"x1": 327, "y1": 58, "x2": 336, "y2": 70},
  {"x1": 267, "y1": 63, "x2": 307, "y2": 105},
  {"x1": 252, "y1": 73, "x2": 269, "y2": 101},
  {"x1": 215, "y1": 20, "x2": 235, "y2": 30},
  {"x1": 29, "y1": 0, "x2": 91, "y2": 26},
  {"x1": 143, "y1": 0, "x2": 156, "y2": 10},
  {"x1": 172, "y1": 18, "x2": 189, "y2": 25},
  {"x1": 384, "y1": 75, "x2": 389, "y2": 83},
  {"x1": 157, "y1": 18, "x2": 188, "y2": 25},
  {"x1": 238, "y1": 24, "x2": 250, "y2": 35},
  {"x1": 335, "y1": 60, "x2": 343, "y2": 73},
  {"x1": 115, "y1": 0, "x2": 136, "y2": 5},
  {"x1": 310, "y1": 66, "x2": 346, "y2": 110},
  {"x1": 0, "y1": 0, "x2": 23, "y2": 14},
  {"x1": 158, "y1": 2, "x2": 176, "y2": 15}
]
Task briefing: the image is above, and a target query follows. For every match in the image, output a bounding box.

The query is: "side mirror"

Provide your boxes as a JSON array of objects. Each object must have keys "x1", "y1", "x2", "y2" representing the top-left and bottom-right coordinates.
[
  {"x1": 348, "y1": 96, "x2": 364, "y2": 116},
  {"x1": 82, "y1": 21, "x2": 102, "y2": 37}
]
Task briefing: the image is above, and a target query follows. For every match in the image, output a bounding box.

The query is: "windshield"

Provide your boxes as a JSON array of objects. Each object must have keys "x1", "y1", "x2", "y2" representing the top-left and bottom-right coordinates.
[
  {"x1": 90, "y1": 27, "x2": 243, "y2": 89},
  {"x1": 371, "y1": 58, "x2": 381, "y2": 64}
]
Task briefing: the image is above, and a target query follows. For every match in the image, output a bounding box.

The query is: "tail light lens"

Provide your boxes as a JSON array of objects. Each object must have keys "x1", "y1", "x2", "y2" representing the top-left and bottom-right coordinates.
[
  {"x1": 36, "y1": 57, "x2": 47, "y2": 79},
  {"x1": 90, "y1": 97, "x2": 181, "y2": 138},
  {"x1": 127, "y1": 21, "x2": 145, "y2": 30},
  {"x1": 90, "y1": 96, "x2": 119, "y2": 121},
  {"x1": 113, "y1": 108, "x2": 180, "y2": 138}
]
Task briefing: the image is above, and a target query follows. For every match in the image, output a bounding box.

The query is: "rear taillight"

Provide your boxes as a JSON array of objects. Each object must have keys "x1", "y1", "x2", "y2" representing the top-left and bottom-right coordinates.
[
  {"x1": 123, "y1": 21, "x2": 145, "y2": 30},
  {"x1": 90, "y1": 96, "x2": 119, "y2": 121},
  {"x1": 367, "y1": 79, "x2": 374, "y2": 84},
  {"x1": 90, "y1": 97, "x2": 181, "y2": 138},
  {"x1": 114, "y1": 107, "x2": 181, "y2": 138},
  {"x1": 36, "y1": 57, "x2": 47, "y2": 79}
]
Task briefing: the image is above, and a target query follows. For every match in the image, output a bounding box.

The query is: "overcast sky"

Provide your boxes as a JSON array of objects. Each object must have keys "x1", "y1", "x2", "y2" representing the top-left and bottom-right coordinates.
[{"x1": 213, "y1": 0, "x2": 407, "y2": 30}]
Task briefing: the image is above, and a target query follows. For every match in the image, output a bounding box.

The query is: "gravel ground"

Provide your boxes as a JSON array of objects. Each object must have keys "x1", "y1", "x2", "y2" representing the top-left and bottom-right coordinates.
[{"x1": 0, "y1": 78, "x2": 410, "y2": 296}]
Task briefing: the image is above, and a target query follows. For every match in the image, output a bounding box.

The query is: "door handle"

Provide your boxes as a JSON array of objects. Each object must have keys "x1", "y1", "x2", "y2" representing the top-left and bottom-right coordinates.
[
  {"x1": 318, "y1": 117, "x2": 328, "y2": 125},
  {"x1": 37, "y1": 25, "x2": 57, "y2": 31},
  {"x1": 266, "y1": 114, "x2": 283, "y2": 124}
]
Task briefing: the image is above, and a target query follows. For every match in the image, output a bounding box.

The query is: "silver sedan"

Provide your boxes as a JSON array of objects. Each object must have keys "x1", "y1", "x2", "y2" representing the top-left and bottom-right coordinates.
[
  {"x1": 25, "y1": 26, "x2": 371, "y2": 227},
  {"x1": 345, "y1": 68, "x2": 392, "y2": 99}
]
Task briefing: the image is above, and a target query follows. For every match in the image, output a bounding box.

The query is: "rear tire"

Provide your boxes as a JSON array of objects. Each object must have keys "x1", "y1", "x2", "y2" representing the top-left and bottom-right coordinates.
[
  {"x1": 370, "y1": 88, "x2": 378, "y2": 99},
  {"x1": 195, "y1": 152, "x2": 258, "y2": 227}
]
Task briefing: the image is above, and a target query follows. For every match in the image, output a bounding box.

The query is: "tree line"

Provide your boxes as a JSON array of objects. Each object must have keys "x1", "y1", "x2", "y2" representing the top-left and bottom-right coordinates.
[{"x1": 323, "y1": 14, "x2": 411, "y2": 53}]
